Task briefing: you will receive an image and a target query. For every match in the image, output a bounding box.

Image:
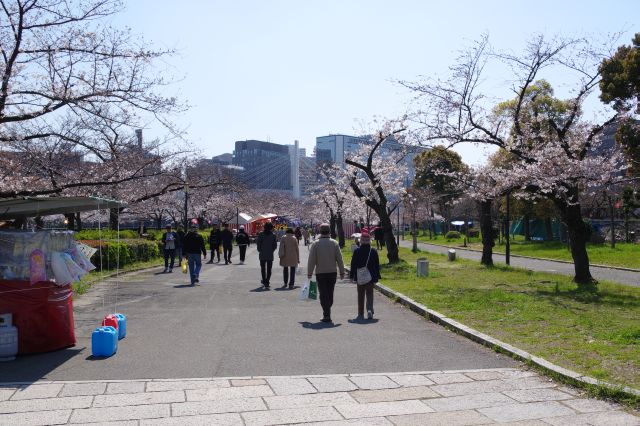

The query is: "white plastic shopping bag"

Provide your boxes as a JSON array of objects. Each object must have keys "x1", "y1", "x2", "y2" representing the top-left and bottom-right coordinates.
[{"x1": 299, "y1": 280, "x2": 310, "y2": 300}]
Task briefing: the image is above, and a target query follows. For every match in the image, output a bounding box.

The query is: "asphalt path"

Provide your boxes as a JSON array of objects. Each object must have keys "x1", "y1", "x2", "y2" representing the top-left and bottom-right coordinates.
[
  {"x1": 400, "y1": 240, "x2": 640, "y2": 287},
  {"x1": 0, "y1": 244, "x2": 514, "y2": 382}
]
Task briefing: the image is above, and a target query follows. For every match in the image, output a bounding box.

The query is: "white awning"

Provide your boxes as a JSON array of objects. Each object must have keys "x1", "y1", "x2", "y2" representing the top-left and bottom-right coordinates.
[{"x1": 0, "y1": 196, "x2": 126, "y2": 219}]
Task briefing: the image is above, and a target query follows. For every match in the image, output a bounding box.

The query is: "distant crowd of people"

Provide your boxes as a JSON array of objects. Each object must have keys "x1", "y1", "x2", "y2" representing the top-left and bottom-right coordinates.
[{"x1": 160, "y1": 222, "x2": 381, "y2": 322}]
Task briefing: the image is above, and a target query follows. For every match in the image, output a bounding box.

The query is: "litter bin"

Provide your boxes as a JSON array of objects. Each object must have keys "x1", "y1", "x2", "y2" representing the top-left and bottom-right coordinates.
[
  {"x1": 417, "y1": 258, "x2": 429, "y2": 277},
  {"x1": 447, "y1": 249, "x2": 456, "y2": 261}
]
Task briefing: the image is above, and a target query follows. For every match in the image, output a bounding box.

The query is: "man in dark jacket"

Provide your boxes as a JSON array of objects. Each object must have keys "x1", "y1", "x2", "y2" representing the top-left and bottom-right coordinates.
[
  {"x1": 207, "y1": 224, "x2": 221, "y2": 264},
  {"x1": 373, "y1": 226, "x2": 385, "y2": 250},
  {"x1": 220, "y1": 224, "x2": 234, "y2": 264},
  {"x1": 183, "y1": 225, "x2": 207, "y2": 286},
  {"x1": 235, "y1": 226, "x2": 250, "y2": 264},
  {"x1": 256, "y1": 222, "x2": 277, "y2": 288},
  {"x1": 349, "y1": 231, "x2": 380, "y2": 320},
  {"x1": 175, "y1": 225, "x2": 185, "y2": 266}
]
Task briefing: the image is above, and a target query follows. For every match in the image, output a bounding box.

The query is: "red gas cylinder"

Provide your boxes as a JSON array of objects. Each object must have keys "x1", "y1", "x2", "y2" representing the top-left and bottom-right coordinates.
[{"x1": 101, "y1": 314, "x2": 119, "y2": 331}]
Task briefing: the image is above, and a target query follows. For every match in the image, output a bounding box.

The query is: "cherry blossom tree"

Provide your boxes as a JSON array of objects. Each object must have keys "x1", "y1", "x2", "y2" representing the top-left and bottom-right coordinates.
[
  {"x1": 401, "y1": 35, "x2": 627, "y2": 285},
  {"x1": 0, "y1": 0, "x2": 185, "y2": 198},
  {"x1": 345, "y1": 119, "x2": 410, "y2": 263}
]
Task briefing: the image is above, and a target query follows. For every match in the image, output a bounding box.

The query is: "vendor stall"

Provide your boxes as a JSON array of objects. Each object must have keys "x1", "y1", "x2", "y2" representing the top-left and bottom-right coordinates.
[{"x1": 0, "y1": 196, "x2": 124, "y2": 355}]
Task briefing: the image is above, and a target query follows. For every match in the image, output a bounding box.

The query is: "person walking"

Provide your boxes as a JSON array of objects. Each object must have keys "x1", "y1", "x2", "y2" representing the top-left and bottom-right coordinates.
[
  {"x1": 302, "y1": 227, "x2": 310, "y2": 246},
  {"x1": 374, "y1": 225, "x2": 385, "y2": 250},
  {"x1": 161, "y1": 225, "x2": 178, "y2": 273},
  {"x1": 175, "y1": 225, "x2": 185, "y2": 266},
  {"x1": 207, "y1": 224, "x2": 221, "y2": 264},
  {"x1": 183, "y1": 225, "x2": 207, "y2": 286},
  {"x1": 256, "y1": 222, "x2": 277, "y2": 288},
  {"x1": 221, "y1": 224, "x2": 234, "y2": 264},
  {"x1": 349, "y1": 231, "x2": 380, "y2": 320},
  {"x1": 307, "y1": 223, "x2": 345, "y2": 323},
  {"x1": 236, "y1": 225, "x2": 250, "y2": 264},
  {"x1": 279, "y1": 228, "x2": 300, "y2": 289},
  {"x1": 294, "y1": 227, "x2": 302, "y2": 245}
]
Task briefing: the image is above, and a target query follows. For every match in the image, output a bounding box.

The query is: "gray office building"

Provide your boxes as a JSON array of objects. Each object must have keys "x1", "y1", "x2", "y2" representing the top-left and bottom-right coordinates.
[{"x1": 233, "y1": 140, "x2": 291, "y2": 191}]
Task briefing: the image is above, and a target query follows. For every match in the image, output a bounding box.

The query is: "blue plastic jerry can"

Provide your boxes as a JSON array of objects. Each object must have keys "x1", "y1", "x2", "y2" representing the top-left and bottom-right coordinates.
[
  {"x1": 91, "y1": 326, "x2": 118, "y2": 357},
  {"x1": 114, "y1": 313, "x2": 127, "y2": 340}
]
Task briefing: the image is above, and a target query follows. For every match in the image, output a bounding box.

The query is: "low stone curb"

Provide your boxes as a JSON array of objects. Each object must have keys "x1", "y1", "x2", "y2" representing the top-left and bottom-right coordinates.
[
  {"x1": 409, "y1": 241, "x2": 640, "y2": 273},
  {"x1": 374, "y1": 282, "x2": 640, "y2": 400}
]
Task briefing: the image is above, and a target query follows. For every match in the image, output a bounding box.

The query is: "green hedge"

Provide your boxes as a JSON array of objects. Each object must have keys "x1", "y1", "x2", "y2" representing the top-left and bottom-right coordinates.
[
  {"x1": 80, "y1": 239, "x2": 161, "y2": 270},
  {"x1": 445, "y1": 230, "x2": 461, "y2": 240},
  {"x1": 75, "y1": 229, "x2": 140, "y2": 240}
]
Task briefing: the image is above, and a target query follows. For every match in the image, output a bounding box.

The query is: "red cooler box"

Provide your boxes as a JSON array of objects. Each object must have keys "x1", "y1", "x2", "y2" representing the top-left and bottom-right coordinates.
[{"x1": 0, "y1": 280, "x2": 76, "y2": 354}]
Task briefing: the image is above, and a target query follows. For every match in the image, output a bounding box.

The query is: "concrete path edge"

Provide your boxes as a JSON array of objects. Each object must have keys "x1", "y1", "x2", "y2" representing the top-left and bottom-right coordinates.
[
  {"x1": 411, "y1": 240, "x2": 640, "y2": 273},
  {"x1": 373, "y1": 281, "x2": 640, "y2": 402}
]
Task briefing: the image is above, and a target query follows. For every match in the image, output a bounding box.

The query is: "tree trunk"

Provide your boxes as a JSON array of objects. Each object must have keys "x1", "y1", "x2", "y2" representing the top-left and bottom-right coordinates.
[
  {"x1": 544, "y1": 217, "x2": 554, "y2": 241},
  {"x1": 155, "y1": 216, "x2": 162, "y2": 230},
  {"x1": 65, "y1": 213, "x2": 75, "y2": 230},
  {"x1": 523, "y1": 213, "x2": 531, "y2": 241},
  {"x1": 329, "y1": 213, "x2": 337, "y2": 239},
  {"x1": 558, "y1": 201, "x2": 594, "y2": 286},
  {"x1": 336, "y1": 213, "x2": 345, "y2": 248},
  {"x1": 380, "y1": 212, "x2": 399, "y2": 263},
  {"x1": 75, "y1": 212, "x2": 82, "y2": 231},
  {"x1": 479, "y1": 200, "x2": 494, "y2": 266},
  {"x1": 109, "y1": 207, "x2": 120, "y2": 231},
  {"x1": 412, "y1": 211, "x2": 418, "y2": 253},
  {"x1": 608, "y1": 197, "x2": 615, "y2": 248}
]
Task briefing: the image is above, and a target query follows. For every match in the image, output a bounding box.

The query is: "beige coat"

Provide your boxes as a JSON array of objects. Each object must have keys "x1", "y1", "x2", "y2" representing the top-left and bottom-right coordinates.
[
  {"x1": 307, "y1": 235, "x2": 345, "y2": 276},
  {"x1": 279, "y1": 234, "x2": 300, "y2": 267}
]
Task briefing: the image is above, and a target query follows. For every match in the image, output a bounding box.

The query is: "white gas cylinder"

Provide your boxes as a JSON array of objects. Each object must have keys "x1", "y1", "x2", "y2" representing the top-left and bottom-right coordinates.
[{"x1": 0, "y1": 325, "x2": 18, "y2": 361}]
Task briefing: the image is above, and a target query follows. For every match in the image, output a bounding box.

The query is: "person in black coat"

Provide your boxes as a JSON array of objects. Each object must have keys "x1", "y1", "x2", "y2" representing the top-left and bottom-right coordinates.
[
  {"x1": 220, "y1": 224, "x2": 234, "y2": 264},
  {"x1": 373, "y1": 226, "x2": 385, "y2": 250},
  {"x1": 183, "y1": 225, "x2": 207, "y2": 286},
  {"x1": 235, "y1": 226, "x2": 250, "y2": 264},
  {"x1": 207, "y1": 225, "x2": 222, "y2": 264},
  {"x1": 349, "y1": 231, "x2": 380, "y2": 320}
]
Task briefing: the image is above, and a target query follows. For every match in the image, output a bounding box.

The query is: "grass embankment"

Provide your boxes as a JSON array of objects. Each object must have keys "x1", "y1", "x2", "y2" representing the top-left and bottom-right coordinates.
[
  {"x1": 343, "y1": 246, "x2": 640, "y2": 392},
  {"x1": 414, "y1": 233, "x2": 640, "y2": 269},
  {"x1": 72, "y1": 258, "x2": 164, "y2": 295}
]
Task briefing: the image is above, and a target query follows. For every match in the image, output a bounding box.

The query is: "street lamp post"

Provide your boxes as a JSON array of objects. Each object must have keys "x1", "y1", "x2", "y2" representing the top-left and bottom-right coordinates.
[{"x1": 505, "y1": 189, "x2": 511, "y2": 265}]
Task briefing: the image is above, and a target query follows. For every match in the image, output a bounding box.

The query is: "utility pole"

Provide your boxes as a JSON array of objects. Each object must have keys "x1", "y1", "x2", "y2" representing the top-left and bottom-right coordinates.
[
  {"x1": 183, "y1": 166, "x2": 189, "y2": 230},
  {"x1": 396, "y1": 203, "x2": 401, "y2": 245}
]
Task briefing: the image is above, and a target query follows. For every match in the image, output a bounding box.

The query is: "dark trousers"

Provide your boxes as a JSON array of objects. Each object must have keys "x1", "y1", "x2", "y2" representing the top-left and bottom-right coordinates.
[
  {"x1": 375, "y1": 239, "x2": 383, "y2": 250},
  {"x1": 260, "y1": 260, "x2": 273, "y2": 284},
  {"x1": 316, "y1": 272, "x2": 337, "y2": 319},
  {"x1": 211, "y1": 245, "x2": 220, "y2": 261},
  {"x1": 223, "y1": 244, "x2": 232, "y2": 263},
  {"x1": 283, "y1": 266, "x2": 296, "y2": 286},
  {"x1": 239, "y1": 245, "x2": 247, "y2": 262},
  {"x1": 357, "y1": 282, "x2": 375, "y2": 316},
  {"x1": 163, "y1": 249, "x2": 175, "y2": 269}
]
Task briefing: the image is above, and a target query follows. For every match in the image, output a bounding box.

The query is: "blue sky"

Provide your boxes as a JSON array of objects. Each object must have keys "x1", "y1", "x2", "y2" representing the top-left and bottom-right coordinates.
[{"x1": 114, "y1": 1, "x2": 639, "y2": 165}]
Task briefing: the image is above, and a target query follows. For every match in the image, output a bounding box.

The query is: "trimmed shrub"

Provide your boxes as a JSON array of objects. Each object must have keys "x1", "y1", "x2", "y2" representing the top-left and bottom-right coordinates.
[
  {"x1": 80, "y1": 239, "x2": 160, "y2": 271},
  {"x1": 445, "y1": 230, "x2": 461, "y2": 240},
  {"x1": 75, "y1": 229, "x2": 139, "y2": 240}
]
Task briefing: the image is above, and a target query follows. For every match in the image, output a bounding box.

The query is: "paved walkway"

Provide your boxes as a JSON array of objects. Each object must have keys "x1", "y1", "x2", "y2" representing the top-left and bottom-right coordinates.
[
  {"x1": 400, "y1": 241, "x2": 640, "y2": 287},
  {"x1": 1, "y1": 244, "x2": 638, "y2": 424},
  {"x1": 1, "y1": 369, "x2": 638, "y2": 425}
]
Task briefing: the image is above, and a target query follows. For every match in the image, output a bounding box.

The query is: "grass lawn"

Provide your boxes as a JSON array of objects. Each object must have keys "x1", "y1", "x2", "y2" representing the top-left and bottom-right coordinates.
[
  {"x1": 72, "y1": 257, "x2": 164, "y2": 295},
  {"x1": 414, "y1": 233, "x2": 640, "y2": 269},
  {"x1": 343, "y1": 246, "x2": 640, "y2": 391}
]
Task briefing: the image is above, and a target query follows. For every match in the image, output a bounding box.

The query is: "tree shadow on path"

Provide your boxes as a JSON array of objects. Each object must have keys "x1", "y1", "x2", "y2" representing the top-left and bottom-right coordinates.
[{"x1": 299, "y1": 321, "x2": 342, "y2": 330}]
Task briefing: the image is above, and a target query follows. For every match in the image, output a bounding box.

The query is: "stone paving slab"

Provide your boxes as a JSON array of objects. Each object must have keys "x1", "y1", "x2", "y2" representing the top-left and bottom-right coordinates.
[{"x1": 0, "y1": 369, "x2": 637, "y2": 425}]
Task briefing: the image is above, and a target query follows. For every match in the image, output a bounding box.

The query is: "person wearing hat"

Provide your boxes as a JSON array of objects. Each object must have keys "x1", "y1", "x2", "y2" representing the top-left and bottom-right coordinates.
[
  {"x1": 235, "y1": 225, "x2": 250, "y2": 264},
  {"x1": 349, "y1": 231, "x2": 380, "y2": 320},
  {"x1": 182, "y1": 224, "x2": 207, "y2": 286},
  {"x1": 161, "y1": 224, "x2": 178, "y2": 273},
  {"x1": 307, "y1": 223, "x2": 345, "y2": 323}
]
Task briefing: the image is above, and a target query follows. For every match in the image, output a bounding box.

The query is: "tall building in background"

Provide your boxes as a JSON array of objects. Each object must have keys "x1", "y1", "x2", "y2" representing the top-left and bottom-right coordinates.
[
  {"x1": 315, "y1": 134, "x2": 368, "y2": 166},
  {"x1": 233, "y1": 140, "x2": 291, "y2": 191}
]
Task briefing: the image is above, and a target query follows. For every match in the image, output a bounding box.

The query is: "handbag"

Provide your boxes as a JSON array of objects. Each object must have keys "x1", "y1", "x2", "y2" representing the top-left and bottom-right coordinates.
[
  {"x1": 308, "y1": 280, "x2": 318, "y2": 300},
  {"x1": 356, "y1": 248, "x2": 373, "y2": 285}
]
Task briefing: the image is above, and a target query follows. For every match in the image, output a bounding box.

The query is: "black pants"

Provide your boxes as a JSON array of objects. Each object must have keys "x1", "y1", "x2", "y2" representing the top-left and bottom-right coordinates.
[
  {"x1": 316, "y1": 272, "x2": 337, "y2": 319},
  {"x1": 239, "y1": 245, "x2": 247, "y2": 262},
  {"x1": 223, "y1": 244, "x2": 232, "y2": 263},
  {"x1": 375, "y1": 239, "x2": 383, "y2": 250},
  {"x1": 163, "y1": 249, "x2": 175, "y2": 269},
  {"x1": 357, "y1": 282, "x2": 374, "y2": 316},
  {"x1": 283, "y1": 266, "x2": 296, "y2": 286},
  {"x1": 211, "y1": 245, "x2": 220, "y2": 261},
  {"x1": 260, "y1": 260, "x2": 273, "y2": 285}
]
